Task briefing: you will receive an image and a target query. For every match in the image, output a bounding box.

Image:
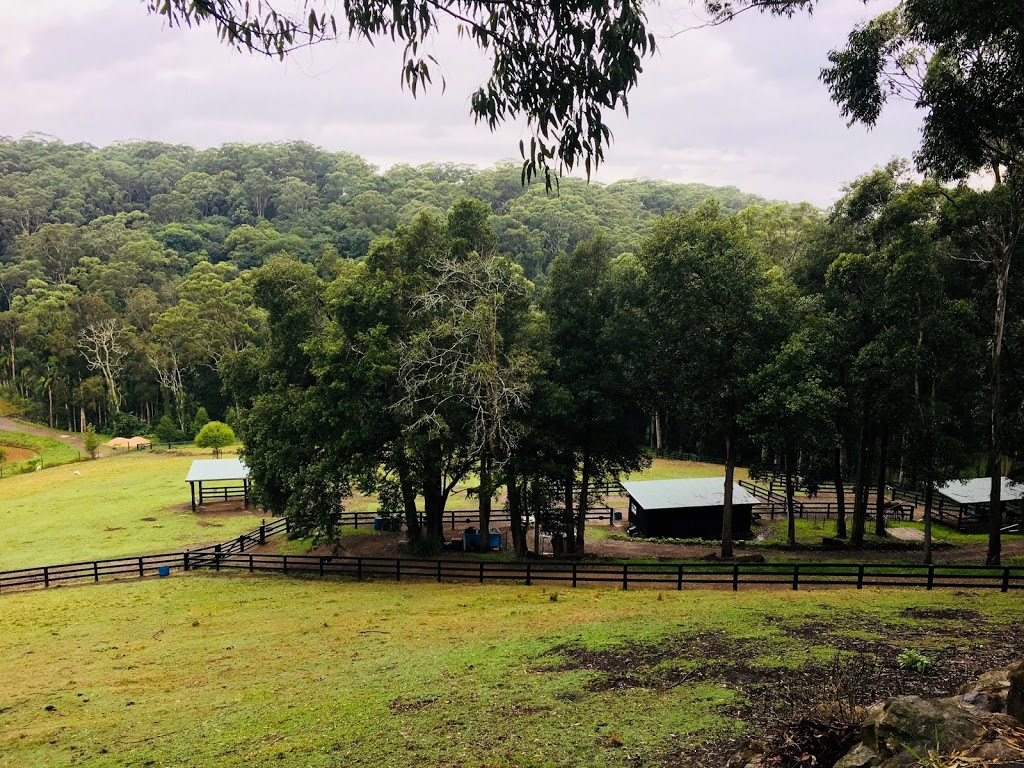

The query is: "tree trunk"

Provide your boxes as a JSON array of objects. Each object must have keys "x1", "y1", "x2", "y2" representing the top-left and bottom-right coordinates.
[
  {"x1": 47, "y1": 383, "x2": 53, "y2": 428},
  {"x1": 398, "y1": 463, "x2": 421, "y2": 541},
  {"x1": 479, "y1": 451, "x2": 492, "y2": 551},
  {"x1": 851, "y1": 420, "x2": 868, "y2": 546},
  {"x1": 923, "y1": 479, "x2": 934, "y2": 565},
  {"x1": 987, "y1": 252, "x2": 1010, "y2": 564},
  {"x1": 721, "y1": 424, "x2": 735, "y2": 559},
  {"x1": 784, "y1": 447, "x2": 796, "y2": 547},
  {"x1": 562, "y1": 463, "x2": 576, "y2": 555},
  {"x1": 507, "y1": 470, "x2": 527, "y2": 557},
  {"x1": 576, "y1": 451, "x2": 591, "y2": 555},
  {"x1": 834, "y1": 444, "x2": 847, "y2": 538},
  {"x1": 874, "y1": 426, "x2": 889, "y2": 537}
]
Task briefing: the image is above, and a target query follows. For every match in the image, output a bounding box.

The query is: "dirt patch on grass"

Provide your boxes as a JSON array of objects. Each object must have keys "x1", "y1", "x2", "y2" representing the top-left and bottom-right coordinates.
[
  {"x1": 534, "y1": 619, "x2": 1024, "y2": 768},
  {"x1": 195, "y1": 520, "x2": 224, "y2": 528},
  {"x1": 899, "y1": 606, "x2": 984, "y2": 622}
]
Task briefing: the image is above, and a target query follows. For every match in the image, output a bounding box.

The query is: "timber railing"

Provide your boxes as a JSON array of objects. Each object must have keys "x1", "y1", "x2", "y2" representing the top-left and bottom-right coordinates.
[{"x1": 4, "y1": 548, "x2": 1022, "y2": 594}]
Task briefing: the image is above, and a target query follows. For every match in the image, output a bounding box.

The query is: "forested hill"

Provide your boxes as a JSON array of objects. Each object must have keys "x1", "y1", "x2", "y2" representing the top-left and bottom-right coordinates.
[{"x1": 0, "y1": 137, "x2": 775, "y2": 283}]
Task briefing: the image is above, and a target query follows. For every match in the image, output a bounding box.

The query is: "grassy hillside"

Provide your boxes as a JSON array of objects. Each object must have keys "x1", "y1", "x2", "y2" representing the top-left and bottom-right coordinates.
[
  {"x1": 0, "y1": 429, "x2": 80, "y2": 473},
  {"x1": 0, "y1": 450, "x2": 266, "y2": 571},
  {"x1": 0, "y1": 576, "x2": 1019, "y2": 768}
]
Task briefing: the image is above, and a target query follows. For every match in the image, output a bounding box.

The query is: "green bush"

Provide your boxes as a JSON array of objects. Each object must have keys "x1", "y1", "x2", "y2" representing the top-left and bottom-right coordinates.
[{"x1": 195, "y1": 421, "x2": 235, "y2": 458}]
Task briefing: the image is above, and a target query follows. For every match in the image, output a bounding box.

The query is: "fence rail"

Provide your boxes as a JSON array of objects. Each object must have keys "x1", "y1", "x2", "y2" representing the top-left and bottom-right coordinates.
[{"x1": 4, "y1": 542, "x2": 1022, "y2": 595}]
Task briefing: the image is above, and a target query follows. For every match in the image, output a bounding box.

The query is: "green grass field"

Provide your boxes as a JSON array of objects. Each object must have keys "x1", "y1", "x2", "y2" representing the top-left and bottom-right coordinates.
[
  {"x1": 0, "y1": 575, "x2": 1019, "y2": 768},
  {"x1": 0, "y1": 450, "x2": 266, "y2": 571}
]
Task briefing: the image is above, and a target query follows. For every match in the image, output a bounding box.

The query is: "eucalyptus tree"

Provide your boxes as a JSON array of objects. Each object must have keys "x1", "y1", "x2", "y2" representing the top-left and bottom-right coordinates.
[
  {"x1": 540, "y1": 235, "x2": 649, "y2": 555},
  {"x1": 821, "y1": 0, "x2": 1024, "y2": 563},
  {"x1": 638, "y1": 201, "x2": 791, "y2": 558}
]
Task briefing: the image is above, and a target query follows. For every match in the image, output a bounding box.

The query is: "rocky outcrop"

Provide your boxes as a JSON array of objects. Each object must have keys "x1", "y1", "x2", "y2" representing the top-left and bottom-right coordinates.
[
  {"x1": 733, "y1": 661, "x2": 1024, "y2": 768},
  {"x1": 835, "y1": 661, "x2": 1024, "y2": 768}
]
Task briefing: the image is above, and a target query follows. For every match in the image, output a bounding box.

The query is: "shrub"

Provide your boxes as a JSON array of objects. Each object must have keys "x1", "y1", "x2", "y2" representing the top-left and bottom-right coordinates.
[
  {"x1": 897, "y1": 649, "x2": 931, "y2": 673},
  {"x1": 110, "y1": 412, "x2": 149, "y2": 438},
  {"x1": 84, "y1": 425, "x2": 100, "y2": 459},
  {"x1": 195, "y1": 421, "x2": 235, "y2": 458},
  {"x1": 190, "y1": 407, "x2": 210, "y2": 439},
  {"x1": 153, "y1": 415, "x2": 185, "y2": 444}
]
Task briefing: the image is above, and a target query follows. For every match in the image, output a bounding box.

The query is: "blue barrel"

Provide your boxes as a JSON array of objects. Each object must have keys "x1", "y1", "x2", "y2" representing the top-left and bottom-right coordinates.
[
  {"x1": 463, "y1": 532, "x2": 482, "y2": 549},
  {"x1": 488, "y1": 530, "x2": 501, "y2": 549},
  {"x1": 157, "y1": 565, "x2": 170, "y2": 577},
  {"x1": 373, "y1": 517, "x2": 384, "y2": 531},
  {"x1": 614, "y1": 511, "x2": 623, "y2": 521}
]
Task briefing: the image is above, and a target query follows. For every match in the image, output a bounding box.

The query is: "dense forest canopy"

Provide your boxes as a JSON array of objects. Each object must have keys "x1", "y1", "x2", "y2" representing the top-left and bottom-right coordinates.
[{"x1": 0, "y1": 135, "x2": 779, "y2": 432}]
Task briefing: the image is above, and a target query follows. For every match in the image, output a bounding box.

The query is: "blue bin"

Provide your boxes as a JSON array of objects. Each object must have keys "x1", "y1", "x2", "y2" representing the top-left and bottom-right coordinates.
[
  {"x1": 463, "y1": 532, "x2": 482, "y2": 550},
  {"x1": 488, "y1": 530, "x2": 501, "y2": 549},
  {"x1": 373, "y1": 517, "x2": 384, "y2": 531},
  {"x1": 157, "y1": 565, "x2": 170, "y2": 577}
]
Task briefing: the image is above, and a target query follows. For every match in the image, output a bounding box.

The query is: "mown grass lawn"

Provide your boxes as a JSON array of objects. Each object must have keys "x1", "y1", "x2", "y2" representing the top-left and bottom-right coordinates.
[
  {"x1": 0, "y1": 450, "x2": 266, "y2": 571},
  {"x1": 1, "y1": 576, "x2": 1019, "y2": 768}
]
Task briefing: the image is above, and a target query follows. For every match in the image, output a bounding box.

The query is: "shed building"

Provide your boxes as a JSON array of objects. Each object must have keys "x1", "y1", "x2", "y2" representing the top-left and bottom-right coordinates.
[
  {"x1": 621, "y1": 477, "x2": 758, "y2": 539},
  {"x1": 185, "y1": 458, "x2": 251, "y2": 512},
  {"x1": 933, "y1": 476, "x2": 1024, "y2": 532}
]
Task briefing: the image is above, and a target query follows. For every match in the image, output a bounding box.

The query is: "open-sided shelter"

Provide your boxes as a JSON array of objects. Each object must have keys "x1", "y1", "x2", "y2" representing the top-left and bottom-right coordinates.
[
  {"x1": 933, "y1": 476, "x2": 1024, "y2": 532},
  {"x1": 621, "y1": 478, "x2": 759, "y2": 539},
  {"x1": 185, "y1": 458, "x2": 251, "y2": 512}
]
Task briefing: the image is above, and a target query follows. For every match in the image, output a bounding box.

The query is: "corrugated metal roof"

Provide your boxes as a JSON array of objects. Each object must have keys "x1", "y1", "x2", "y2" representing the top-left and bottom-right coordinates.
[
  {"x1": 936, "y1": 476, "x2": 1024, "y2": 505},
  {"x1": 185, "y1": 458, "x2": 249, "y2": 484},
  {"x1": 620, "y1": 478, "x2": 759, "y2": 511}
]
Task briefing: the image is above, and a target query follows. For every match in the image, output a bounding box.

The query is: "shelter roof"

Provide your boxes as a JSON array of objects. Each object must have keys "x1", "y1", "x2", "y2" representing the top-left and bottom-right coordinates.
[
  {"x1": 620, "y1": 477, "x2": 759, "y2": 511},
  {"x1": 185, "y1": 458, "x2": 249, "y2": 484},
  {"x1": 936, "y1": 476, "x2": 1024, "y2": 505}
]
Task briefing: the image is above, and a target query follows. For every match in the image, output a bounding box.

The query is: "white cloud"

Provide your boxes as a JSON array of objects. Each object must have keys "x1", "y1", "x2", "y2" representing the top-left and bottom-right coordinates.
[{"x1": 0, "y1": 0, "x2": 923, "y2": 206}]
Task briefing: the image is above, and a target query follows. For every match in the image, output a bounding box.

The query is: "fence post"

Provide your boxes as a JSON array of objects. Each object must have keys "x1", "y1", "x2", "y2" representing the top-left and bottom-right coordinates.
[
  {"x1": 677, "y1": 564, "x2": 683, "y2": 591},
  {"x1": 238, "y1": 536, "x2": 244, "y2": 553},
  {"x1": 526, "y1": 561, "x2": 532, "y2": 586},
  {"x1": 215, "y1": 553, "x2": 221, "y2": 572},
  {"x1": 572, "y1": 562, "x2": 578, "y2": 588},
  {"x1": 138, "y1": 557, "x2": 144, "y2": 577},
  {"x1": 184, "y1": 552, "x2": 190, "y2": 572},
  {"x1": 94, "y1": 561, "x2": 99, "y2": 582},
  {"x1": 249, "y1": 554, "x2": 254, "y2": 573},
  {"x1": 259, "y1": 522, "x2": 266, "y2": 545},
  {"x1": 732, "y1": 563, "x2": 739, "y2": 592},
  {"x1": 437, "y1": 561, "x2": 442, "y2": 583},
  {"x1": 622, "y1": 563, "x2": 628, "y2": 591},
  {"x1": 479, "y1": 562, "x2": 484, "y2": 584},
  {"x1": 1002, "y1": 567, "x2": 1011, "y2": 593},
  {"x1": 285, "y1": 518, "x2": 290, "y2": 534},
  {"x1": 792, "y1": 564, "x2": 799, "y2": 591},
  {"x1": 926, "y1": 564, "x2": 934, "y2": 590},
  {"x1": 319, "y1": 557, "x2": 325, "y2": 577},
  {"x1": 857, "y1": 564, "x2": 864, "y2": 589},
  {"x1": 357, "y1": 558, "x2": 363, "y2": 581},
  {"x1": 43, "y1": 566, "x2": 49, "y2": 587},
  {"x1": 396, "y1": 559, "x2": 401, "y2": 582},
  {"x1": 282, "y1": 556, "x2": 288, "y2": 575}
]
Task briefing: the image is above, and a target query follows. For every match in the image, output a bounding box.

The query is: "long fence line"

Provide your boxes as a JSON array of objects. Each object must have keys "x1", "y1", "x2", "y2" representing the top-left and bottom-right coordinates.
[{"x1": 3, "y1": 544, "x2": 1023, "y2": 595}]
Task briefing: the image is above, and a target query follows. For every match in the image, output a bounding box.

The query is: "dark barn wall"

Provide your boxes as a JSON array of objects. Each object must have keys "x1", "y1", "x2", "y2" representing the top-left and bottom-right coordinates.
[{"x1": 630, "y1": 501, "x2": 753, "y2": 540}]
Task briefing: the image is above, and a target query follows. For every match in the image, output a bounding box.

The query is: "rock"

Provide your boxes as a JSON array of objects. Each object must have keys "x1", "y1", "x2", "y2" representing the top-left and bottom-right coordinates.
[
  {"x1": 834, "y1": 743, "x2": 877, "y2": 768},
  {"x1": 725, "y1": 744, "x2": 763, "y2": 768},
  {"x1": 1008, "y1": 661, "x2": 1024, "y2": 722},
  {"x1": 958, "y1": 667, "x2": 1012, "y2": 713},
  {"x1": 861, "y1": 695, "x2": 985, "y2": 760},
  {"x1": 970, "y1": 736, "x2": 1024, "y2": 763}
]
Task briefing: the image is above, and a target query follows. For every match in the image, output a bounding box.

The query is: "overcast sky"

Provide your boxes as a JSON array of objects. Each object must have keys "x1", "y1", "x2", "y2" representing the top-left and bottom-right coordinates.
[{"x1": 1, "y1": 0, "x2": 923, "y2": 206}]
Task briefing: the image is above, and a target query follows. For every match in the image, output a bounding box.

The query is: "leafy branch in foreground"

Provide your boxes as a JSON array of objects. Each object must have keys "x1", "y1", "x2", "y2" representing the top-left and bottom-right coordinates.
[{"x1": 144, "y1": 0, "x2": 655, "y2": 190}]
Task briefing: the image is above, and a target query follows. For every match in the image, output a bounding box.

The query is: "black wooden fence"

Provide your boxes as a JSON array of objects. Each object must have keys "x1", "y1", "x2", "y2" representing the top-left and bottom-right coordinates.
[{"x1": 4, "y1": 544, "x2": 1023, "y2": 595}]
